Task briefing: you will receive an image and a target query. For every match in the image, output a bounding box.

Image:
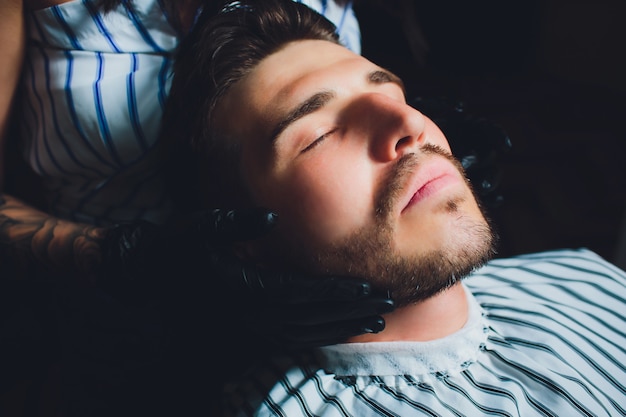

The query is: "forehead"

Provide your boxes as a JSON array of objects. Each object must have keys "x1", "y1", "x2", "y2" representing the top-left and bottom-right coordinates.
[{"x1": 215, "y1": 39, "x2": 384, "y2": 140}]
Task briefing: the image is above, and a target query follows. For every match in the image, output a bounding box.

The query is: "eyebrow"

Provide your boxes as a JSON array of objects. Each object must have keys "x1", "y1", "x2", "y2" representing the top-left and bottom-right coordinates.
[
  {"x1": 268, "y1": 69, "x2": 405, "y2": 143},
  {"x1": 368, "y1": 69, "x2": 405, "y2": 92},
  {"x1": 269, "y1": 91, "x2": 335, "y2": 142}
]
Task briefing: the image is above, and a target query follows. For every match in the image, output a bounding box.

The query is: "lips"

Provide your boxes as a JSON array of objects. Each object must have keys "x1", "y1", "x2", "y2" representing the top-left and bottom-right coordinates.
[{"x1": 400, "y1": 158, "x2": 462, "y2": 213}]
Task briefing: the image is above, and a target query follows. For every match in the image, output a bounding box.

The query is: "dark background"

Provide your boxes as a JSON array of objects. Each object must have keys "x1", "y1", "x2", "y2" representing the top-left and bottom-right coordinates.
[{"x1": 355, "y1": 0, "x2": 626, "y2": 269}]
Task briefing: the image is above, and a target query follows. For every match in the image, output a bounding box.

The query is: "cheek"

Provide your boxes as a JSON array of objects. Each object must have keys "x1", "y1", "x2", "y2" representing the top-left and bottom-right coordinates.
[{"x1": 271, "y1": 155, "x2": 374, "y2": 245}]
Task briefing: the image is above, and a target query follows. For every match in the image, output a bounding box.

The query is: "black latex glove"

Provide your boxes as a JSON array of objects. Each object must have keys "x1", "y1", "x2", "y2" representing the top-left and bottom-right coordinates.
[
  {"x1": 99, "y1": 208, "x2": 394, "y2": 349},
  {"x1": 409, "y1": 96, "x2": 512, "y2": 208}
]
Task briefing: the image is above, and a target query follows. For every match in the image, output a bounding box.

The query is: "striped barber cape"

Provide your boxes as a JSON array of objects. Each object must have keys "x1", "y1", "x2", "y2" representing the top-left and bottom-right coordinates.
[{"x1": 222, "y1": 248, "x2": 626, "y2": 417}]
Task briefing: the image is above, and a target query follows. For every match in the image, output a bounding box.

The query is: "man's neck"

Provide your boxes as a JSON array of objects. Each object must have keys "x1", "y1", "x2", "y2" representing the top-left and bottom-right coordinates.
[{"x1": 348, "y1": 282, "x2": 469, "y2": 343}]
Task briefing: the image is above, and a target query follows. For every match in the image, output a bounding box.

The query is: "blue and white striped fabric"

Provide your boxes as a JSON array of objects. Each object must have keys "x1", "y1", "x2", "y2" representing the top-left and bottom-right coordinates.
[
  {"x1": 222, "y1": 249, "x2": 626, "y2": 416},
  {"x1": 17, "y1": 0, "x2": 361, "y2": 226},
  {"x1": 19, "y1": 0, "x2": 179, "y2": 225},
  {"x1": 297, "y1": 0, "x2": 360, "y2": 54}
]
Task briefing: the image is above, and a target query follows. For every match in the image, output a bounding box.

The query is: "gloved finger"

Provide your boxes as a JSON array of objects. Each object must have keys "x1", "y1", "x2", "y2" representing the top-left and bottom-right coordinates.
[
  {"x1": 212, "y1": 255, "x2": 384, "y2": 302},
  {"x1": 196, "y1": 207, "x2": 277, "y2": 242},
  {"x1": 278, "y1": 316, "x2": 387, "y2": 349},
  {"x1": 247, "y1": 271, "x2": 382, "y2": 302},
  {"x1": 247, "y1": 296, "x2": 395, "y2": 327}
]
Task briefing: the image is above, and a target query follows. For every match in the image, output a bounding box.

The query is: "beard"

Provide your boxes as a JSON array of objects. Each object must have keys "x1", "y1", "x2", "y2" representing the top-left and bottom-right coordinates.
[
  {"x1": 290, "y1": 144, "x2": 497, "y2": 308},
  {"x1": 316, "y1": 213, "x2": 496, "y2": 308}
]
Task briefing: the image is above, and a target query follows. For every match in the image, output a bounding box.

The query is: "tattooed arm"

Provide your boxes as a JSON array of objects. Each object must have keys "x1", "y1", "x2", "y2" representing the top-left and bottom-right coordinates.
[{"x1": 0, "y1": 193, "x2": 107, "y2": 282}]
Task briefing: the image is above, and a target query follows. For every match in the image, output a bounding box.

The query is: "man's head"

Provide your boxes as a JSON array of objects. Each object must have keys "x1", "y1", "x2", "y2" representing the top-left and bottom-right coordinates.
[{"x1": 166, "y1": 0, "x2": 496, "y2": 308}]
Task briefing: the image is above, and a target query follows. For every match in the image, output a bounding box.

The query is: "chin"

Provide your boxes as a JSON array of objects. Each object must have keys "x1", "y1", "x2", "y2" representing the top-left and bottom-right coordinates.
[{"x1": 398, "y1": 205, "x2": 484, "y2": 254}]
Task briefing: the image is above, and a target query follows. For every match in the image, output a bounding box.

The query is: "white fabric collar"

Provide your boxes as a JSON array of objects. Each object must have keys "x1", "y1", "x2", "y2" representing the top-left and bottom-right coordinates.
[{"x1": 317, "y1": 284, "x2": 488, "y2": 377}]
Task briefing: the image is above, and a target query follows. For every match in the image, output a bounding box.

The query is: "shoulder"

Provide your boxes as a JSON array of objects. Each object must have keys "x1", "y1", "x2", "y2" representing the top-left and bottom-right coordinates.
[
  {"x1": 467, "y1": 248, "x2": 626, "y2": 288},
  {"x1": 465, "y1": 248, "x2": 626, "y2": 330}
]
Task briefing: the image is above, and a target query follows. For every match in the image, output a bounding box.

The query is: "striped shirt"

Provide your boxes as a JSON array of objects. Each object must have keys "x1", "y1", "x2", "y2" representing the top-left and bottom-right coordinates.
[
  {"x1": 297, "y1": 0, "x2": 361, "y2": 54},
  {"x1": 222, "y1": 249, "x2": 626, "y2": 416},
  {"x1": 17, "y1": 0, "x2": 360, "y2": 226}
]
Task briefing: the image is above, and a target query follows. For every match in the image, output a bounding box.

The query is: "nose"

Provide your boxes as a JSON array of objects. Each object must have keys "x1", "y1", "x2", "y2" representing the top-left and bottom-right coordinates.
[{"x1": 346, "y1": 93, "x2": 426, "y2": 162}]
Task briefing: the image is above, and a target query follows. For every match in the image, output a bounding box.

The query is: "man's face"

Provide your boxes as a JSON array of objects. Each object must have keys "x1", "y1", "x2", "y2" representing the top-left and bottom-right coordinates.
[{"x1": 216, "y1": 40, "x2": 495, "y2": 306}]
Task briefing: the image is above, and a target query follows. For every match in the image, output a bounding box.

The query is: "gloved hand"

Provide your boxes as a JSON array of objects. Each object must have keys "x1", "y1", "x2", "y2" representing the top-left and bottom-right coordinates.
[
  {"x1": 98, "y1": 208, "x2": 395, "y2": 349},
  {"x1": 409, "y1": 96, "x2": 512, "y2": 208}
]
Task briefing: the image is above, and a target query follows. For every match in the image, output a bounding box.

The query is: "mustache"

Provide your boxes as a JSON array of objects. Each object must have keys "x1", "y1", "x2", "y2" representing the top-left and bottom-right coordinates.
[{"x1": 374, "y1": 144, "x2": 465, "y2": 219}]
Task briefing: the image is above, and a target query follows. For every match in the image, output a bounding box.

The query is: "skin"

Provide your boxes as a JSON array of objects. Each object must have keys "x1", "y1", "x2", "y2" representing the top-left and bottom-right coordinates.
[{"x1": 215, "y1": 39, "x2": 495, "y2": 342}]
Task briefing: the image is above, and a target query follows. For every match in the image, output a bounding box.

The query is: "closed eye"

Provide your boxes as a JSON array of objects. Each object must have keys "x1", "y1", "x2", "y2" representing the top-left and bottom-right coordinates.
[{"x1": 301, "y1": 129, "x2": 336, "y2": 153}]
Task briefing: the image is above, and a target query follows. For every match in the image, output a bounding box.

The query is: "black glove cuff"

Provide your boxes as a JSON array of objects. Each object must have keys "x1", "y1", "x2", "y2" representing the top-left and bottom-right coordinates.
[{"x1": 96, "y1": 221, "x2": 166, "y2": 298}]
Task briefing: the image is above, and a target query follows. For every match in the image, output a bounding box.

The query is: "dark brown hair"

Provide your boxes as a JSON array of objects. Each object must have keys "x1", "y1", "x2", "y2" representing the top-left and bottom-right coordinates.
[{"x1": 162, "y1": 0, "x2": 340, "y2": 209}]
